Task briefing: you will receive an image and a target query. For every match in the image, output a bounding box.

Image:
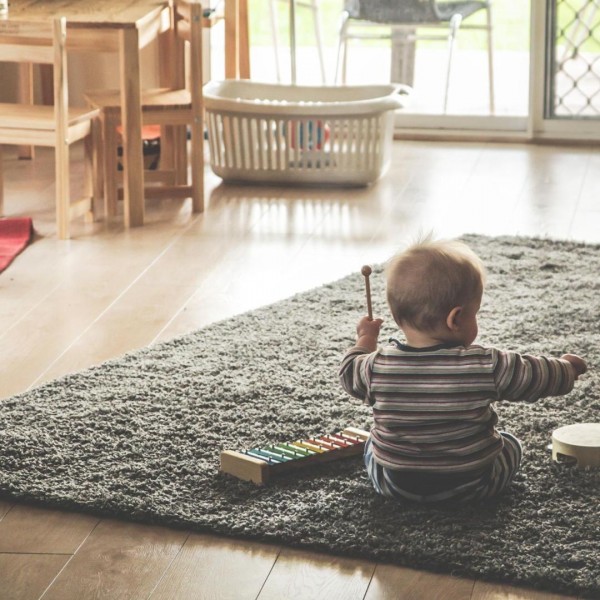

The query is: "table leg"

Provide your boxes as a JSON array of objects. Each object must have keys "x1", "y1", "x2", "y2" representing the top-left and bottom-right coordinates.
[
  {"x1": 238, "y1": 0, "x2": 250, "y2": 78},
  {"x1": 224, "y1": 0, "x2": 250, "y2": 79},
  {"x1": 119, "y1": 27, "x2": 145, "y2": 228},
  {"x1": 224, "y1": 0, "x2": 239, "y2": 79}
]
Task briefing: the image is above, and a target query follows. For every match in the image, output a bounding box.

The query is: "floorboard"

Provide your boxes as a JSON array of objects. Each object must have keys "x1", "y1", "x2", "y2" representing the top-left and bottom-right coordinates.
[
  {"x1": 148, "y1": 534, "x2": 280, "y2": 600},
  {"x1": 1, "y1": 140, "x2": 594, "y2": 599}
]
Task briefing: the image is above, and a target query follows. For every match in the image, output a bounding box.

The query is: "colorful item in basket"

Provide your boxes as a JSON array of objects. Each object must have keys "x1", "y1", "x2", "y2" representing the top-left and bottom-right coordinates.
[{"x1": 286, "y1": 120, "x2": 330, "y2": 150}]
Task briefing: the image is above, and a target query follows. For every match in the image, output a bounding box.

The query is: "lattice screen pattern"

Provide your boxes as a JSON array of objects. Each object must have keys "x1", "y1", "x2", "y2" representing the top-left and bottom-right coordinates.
[{"x1": 550, "y1": 0, "x2": 600, "y2": 118}]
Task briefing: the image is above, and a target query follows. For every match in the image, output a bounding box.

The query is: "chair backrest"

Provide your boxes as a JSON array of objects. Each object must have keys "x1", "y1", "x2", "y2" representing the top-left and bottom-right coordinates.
[
  {"x1": 173, "y1": 0, "x2": 203, "y2": 125},
  {"x1": 344, "y1": 0, "x2": 440, "y2": 24},
  {"x1": 175, "y1": 0, "x2": 203, "y2": 91},
  {"x1": 0, "y1": 19, "x2": 59, "y2": 64},
  {"x1": 0, "y1": 18, "x2": 69, "y2": 145}
]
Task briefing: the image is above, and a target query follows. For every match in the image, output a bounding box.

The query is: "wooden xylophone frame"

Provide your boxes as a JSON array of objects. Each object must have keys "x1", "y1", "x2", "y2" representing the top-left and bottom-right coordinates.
[{"x1": 220, "y1": 427, "x2": 370, "y2": 484}]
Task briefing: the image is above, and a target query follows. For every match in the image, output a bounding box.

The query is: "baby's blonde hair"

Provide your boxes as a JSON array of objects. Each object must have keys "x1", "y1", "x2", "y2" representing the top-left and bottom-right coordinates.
[{"x1": 386, "y1": 236, "x2": 486, "y2": 332}]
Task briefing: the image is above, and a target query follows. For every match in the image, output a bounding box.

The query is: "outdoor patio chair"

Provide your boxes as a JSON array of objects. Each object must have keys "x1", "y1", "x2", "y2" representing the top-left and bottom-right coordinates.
[
  {"x1": 270, "y1": 0, "x2": 327, "y2": 83},
  {"x1": 335, "y1": 0, "x2": 495, "y2": 113}
]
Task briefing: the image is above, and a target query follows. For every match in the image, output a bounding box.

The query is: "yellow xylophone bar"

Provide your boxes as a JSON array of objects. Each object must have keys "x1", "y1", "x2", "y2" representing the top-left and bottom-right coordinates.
[{"x1": 220, "y1": 427, "x2": 370, "y2": 484}]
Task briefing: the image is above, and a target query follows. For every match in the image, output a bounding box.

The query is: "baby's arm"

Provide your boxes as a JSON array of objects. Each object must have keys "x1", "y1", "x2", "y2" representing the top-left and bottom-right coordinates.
[
  {"x1": 494, "y1": 349, "x2": 586, "y2": 402},
  {"x1": 339, "y1": 315, "x2": 383, "y2": 403}
]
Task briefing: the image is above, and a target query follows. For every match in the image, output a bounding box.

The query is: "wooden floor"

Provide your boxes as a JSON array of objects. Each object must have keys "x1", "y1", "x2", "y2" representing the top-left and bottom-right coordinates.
[{"x1": 1, "y1": 140, "x2": 598, "y2": 599}]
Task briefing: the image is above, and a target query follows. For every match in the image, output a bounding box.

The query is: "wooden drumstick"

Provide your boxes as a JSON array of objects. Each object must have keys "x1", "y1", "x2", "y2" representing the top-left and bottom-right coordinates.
[{"x1": 361, "y1": 265, "x2": 373, "y2": 320}]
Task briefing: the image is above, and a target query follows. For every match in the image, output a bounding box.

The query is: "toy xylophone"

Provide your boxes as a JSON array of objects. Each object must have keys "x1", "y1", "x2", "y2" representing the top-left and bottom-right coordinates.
[{"x1": 220, "y1": 427, "x2": 370, "y2": 484}]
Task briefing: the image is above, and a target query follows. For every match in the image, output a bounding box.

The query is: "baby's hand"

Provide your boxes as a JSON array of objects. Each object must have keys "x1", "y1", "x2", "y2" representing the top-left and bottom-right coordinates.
[
  {"x1": 561, "y1": 354, "x2": 588, "y2": 378},
  {"x1": 357, "y1": 316, "x2": 383, "y2": 339}
]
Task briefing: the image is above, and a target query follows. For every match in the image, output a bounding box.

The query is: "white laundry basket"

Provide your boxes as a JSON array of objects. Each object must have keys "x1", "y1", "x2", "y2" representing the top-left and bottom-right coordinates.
[{"x1": 203, "y1": 80, "x2": 409, "y2": 186}]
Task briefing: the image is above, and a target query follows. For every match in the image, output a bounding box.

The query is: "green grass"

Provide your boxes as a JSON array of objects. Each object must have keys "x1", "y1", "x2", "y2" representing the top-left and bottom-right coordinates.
[{"x1": 557, "y1": 0, "x2": 600, "y2": 53}]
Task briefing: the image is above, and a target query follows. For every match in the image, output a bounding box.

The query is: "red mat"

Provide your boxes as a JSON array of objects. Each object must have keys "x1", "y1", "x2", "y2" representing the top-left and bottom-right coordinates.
[{"x1": 0, "y1": 217, "x2": 33, "y2": 273}]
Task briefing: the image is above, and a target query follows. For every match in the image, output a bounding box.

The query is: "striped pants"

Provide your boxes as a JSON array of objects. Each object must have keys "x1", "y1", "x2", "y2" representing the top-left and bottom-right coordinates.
[{"x1": 364, "y1": 432, "x2": 523, "y2": 504}]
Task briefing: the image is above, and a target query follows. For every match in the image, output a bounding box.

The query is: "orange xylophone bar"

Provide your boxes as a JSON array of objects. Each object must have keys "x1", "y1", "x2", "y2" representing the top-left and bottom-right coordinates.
[{"x1": 220, "y1": 427, "x2": 370, "y2": 484}]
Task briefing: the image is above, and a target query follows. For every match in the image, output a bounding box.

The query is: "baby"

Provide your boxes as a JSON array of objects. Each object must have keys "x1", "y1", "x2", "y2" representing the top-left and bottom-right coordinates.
[{"x1": 339, "y1": 237, "x2": 587, "y2": 503}]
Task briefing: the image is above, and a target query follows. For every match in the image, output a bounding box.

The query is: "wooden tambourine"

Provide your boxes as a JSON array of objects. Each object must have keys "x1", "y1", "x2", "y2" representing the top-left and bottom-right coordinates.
[{"x1": 551, "y1": 423, "x2": 600, "y2": 468}]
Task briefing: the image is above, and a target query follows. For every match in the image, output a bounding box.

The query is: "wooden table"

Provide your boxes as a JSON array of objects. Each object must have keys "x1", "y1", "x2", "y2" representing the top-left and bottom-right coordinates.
[
  {"x1": 3, "y1": 0, "x2": 249, "y2": 228},
  {"x1": 4, "y1": 0, "x2": 172, "y2": 228}
]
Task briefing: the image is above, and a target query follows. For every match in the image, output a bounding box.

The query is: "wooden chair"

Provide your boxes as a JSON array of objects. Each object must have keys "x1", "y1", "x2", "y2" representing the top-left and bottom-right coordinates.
[
  {"x1": 0, "y1": 18, "x2": 100, "y2": 240},
  {"x1": 84, "y1": 0, "x2": 205, "y2": 219}
]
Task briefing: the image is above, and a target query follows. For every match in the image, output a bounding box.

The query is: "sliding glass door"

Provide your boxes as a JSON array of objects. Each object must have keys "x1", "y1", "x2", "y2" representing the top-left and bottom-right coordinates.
[
  {"x1": 530, "y1": 0, "x2": 600, "y2": 139},
  {"x1": 388, "y1": 0, "x2": 532, "y2": 137},
  {"x1": 239, "y1": 0, "x2": 600, "y2": 141}
]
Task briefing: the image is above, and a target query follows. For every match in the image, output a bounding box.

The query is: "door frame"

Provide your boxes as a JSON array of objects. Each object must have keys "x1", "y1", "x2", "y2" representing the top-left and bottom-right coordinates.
[
  {"x1": 393, "y1": 0, "x2": 600, "y2": 142},
  {"x1": 529, "y1": 0, "x2": 600, "y2": 141}
]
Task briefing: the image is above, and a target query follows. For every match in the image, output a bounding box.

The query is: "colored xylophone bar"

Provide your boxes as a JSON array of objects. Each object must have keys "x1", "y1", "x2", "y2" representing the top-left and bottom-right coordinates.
[{"x1": 220, "y1": 427, "x2": 370, "y2": 484}]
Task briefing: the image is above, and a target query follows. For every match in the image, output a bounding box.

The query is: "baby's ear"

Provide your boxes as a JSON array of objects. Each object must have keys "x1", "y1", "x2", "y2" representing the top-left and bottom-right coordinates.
[{"x1": 446, "y1": 306, "x2": 462, "y2": 331}]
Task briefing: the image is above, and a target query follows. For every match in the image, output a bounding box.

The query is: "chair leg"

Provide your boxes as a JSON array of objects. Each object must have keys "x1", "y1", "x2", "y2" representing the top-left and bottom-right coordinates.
[
  {"x1": 310, "y1": 0, "x2": 327, "y2": 84},
  {"x1": 82, "y1": 132, "x2": 94, "y2": 223},
  {"x1": 443, "y1": 14, "x2": 462, "y2": 114},
  {"x1": 190, "y1": 116, "x2": 204, "y2": 214},
  {"x1": 17, "y1": 63, "x2": 35, "y2": 161},
  {"x1": 270, "y1": 0, "x2": 282, "y2": 82},
  {"x1": 55, "y1": 138, "x2": 70, "y2": 240},
  {"x1": 335, "y1": 11, "x2": 351, "y2": 84},
  {"x1": 174, "y1": 126, "x2": 187, "y2": 185},
  {"x1": 85, "y1": 118, "x2": 103, "y2": 222},
  {"x1": 103, "y1": 111, "x2": 119, "y2": 219},
  {"x1": 486, "y1": 2, "x2": 495, "y2": 114},
  {"x1": 161, "y1": 124, "x2": 175, "y2": 178},
  {"x1": 92, "y1": 117, "x2": 104, "y2": 217}
]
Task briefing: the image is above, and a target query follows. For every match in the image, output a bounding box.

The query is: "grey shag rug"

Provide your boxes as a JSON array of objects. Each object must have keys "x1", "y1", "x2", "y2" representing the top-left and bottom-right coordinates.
[{"x1": 1, "y1": 235, "x2": 599, "y2": 597}]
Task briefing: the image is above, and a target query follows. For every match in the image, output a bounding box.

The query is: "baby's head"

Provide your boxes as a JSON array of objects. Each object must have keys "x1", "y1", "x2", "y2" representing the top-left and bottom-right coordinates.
[{"x1": 386, "y1": 237, "x2": 486, "y2": 344}]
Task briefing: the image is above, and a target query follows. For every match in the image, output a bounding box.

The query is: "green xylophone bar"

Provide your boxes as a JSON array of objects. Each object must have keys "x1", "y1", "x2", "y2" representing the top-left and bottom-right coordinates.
[{"x1": 220, "y1": 427, "x2": 370, "y2": 484}]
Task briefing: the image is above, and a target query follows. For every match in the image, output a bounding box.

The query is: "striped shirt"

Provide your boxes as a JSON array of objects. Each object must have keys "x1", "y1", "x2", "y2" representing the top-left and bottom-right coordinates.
[{"x1": 339, "y1": 340, "x2": 575, "y2": 474}]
